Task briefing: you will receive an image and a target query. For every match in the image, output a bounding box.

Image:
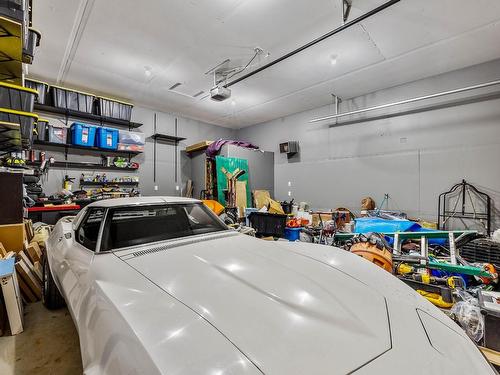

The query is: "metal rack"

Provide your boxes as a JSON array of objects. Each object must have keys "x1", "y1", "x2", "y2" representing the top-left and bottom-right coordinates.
[
  {"x1": 438, "y1": 179, "x2": 491, "y2": 234},
  {"x1": 0, "y1": 16, "x2": 23, "y2": 84}
]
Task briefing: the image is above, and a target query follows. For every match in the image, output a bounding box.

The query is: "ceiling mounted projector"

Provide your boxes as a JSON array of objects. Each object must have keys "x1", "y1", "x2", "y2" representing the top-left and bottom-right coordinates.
[{"x1": 210, "y1": 86, "x2": 231, "y2": 101}]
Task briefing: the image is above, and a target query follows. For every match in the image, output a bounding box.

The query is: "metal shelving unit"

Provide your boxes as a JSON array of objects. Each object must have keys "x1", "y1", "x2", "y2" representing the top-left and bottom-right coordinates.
[
  {"x1": 26, "y1": 160, "x2": 138, "y2": 172},
  {"x1": 32, "y1": 140, "x2": 142, "y2": 156},
  {"x1": 34, "y1": 103, "x2": 143, "y2": 129},
  {"x1": 0, "y1": 16, "x2": 23, "y2": 85},
  {"x1": 0, "y1": 120, "x2": 22, "y2": 155},
  {"x1": 151, "y1": 133, "x2": 186, "y2": 143},
  {"x1": 79, "y1": 180, "x2": 139, "y2": 187}
]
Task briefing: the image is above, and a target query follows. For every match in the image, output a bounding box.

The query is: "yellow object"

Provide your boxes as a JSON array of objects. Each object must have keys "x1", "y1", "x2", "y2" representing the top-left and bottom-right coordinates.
[
  {"x1": 480, "y1": 347, "x2": 500, "y2": 367},
  {"x1": 236, "y1": 181, "x2": 247, "y2": 218},
  {"x1": 0, "y1": 223, "x2": 26, "y2": 253},
  {"x1": 0, "y1": 107, "x2": 39, "y2": 120},
  {"x1": 253, "y1": 190, "x2": 271, "y2": 209},
  {"x1": 419, "y1": 220, "x2": 438, "y2": 230},
  {"x1": 50, "y1": 84, "x2": 96, "y2": 97},
  {"x1": 396, "y1": 263, "x2": 414, "y2": 275},
  {"x1": 97, "y1": 95, "x2": 133, "y2": 106},
  {"x1": 417, "y1": 290, "x2": 454, "y2": 309},
  {"x1": 202, "y1": 200, "x2": 225, "y2": 216},
  {"x1": 185, "y1": 140, "x2": 213, "y2": 153},
  {"x1": 0, "y1": 81, "x2": 38, "y2": 95},
  {"x1": 268, "y1": 198, "x2": 285, "y2": 215}
]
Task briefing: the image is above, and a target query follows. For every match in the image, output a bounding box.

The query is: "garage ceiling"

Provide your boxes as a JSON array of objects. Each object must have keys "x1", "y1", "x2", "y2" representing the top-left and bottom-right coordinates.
[{"x1": 30, "y1": 0, "x2": 500, "y2": 128}]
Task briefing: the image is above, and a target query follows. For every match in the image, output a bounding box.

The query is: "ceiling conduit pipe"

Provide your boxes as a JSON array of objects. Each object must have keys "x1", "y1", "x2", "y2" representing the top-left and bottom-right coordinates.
[
  {"x1": 308, "y1": 79, "x2": 500, "y2": 123},
  {"x1": 224, "y1": 0, "x2": 401, "y2": 88}
]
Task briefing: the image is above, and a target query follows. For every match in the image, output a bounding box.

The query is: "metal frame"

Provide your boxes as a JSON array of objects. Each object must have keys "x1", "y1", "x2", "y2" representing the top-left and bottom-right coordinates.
[
  {"x1": 310, "y1": 79, "x2": 500, "y2": 123},
  {"x1": 438, "y1": 179, "x2": 491, "y2": 234},
  {"x1": 224, "y1": 0, "x2": 400, "y2": 88}
]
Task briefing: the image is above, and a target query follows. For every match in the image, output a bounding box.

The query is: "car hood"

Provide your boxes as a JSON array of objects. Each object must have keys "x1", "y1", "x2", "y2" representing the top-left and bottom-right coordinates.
[{"x1": 119, "y1": 232, "x2": 391, "y2": 374}]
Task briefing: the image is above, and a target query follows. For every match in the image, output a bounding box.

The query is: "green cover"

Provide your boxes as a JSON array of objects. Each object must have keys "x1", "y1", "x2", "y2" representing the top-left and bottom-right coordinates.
[{"x1": 215, "y1": 155, "x2": 251, "y2": 207}]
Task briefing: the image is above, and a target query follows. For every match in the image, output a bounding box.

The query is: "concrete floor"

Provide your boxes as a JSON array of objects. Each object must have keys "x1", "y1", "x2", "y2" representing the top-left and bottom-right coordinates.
[{"x1": 0, "y1": 302, "x2": 82, "y2": 374}]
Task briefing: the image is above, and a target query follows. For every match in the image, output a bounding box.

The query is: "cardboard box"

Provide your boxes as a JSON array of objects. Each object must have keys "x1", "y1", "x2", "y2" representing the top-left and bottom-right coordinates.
[
  {"x1": 0, "y1": 223, "x2": 26, "y2": 253},
  {"x1": 311, "y1": 212, "x2": 333, "y2": 227},
  {"x1": 185, "y1": 140, "x2": 213, "y2": 153}
]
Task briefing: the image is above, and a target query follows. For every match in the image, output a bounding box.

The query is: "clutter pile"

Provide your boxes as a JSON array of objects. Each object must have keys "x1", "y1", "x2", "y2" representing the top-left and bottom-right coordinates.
[{"x1": 0, "y1": 220, "x2": 51, "y2": 335}]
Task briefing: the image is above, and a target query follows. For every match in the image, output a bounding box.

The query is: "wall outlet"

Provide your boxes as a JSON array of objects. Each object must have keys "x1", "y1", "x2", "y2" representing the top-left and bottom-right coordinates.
[
  {"x1": 288, "y1": 181, "x2": 292, "y2": 187},
  {"x1": 175, "y1": 185, "x2": 180, "y2": 191},
  {"x1": 154, "y1": 185, "x2": 158, "y2": 191},
  {"x1": 288, "y1": 191, "x2": 292, "y2": 197}
]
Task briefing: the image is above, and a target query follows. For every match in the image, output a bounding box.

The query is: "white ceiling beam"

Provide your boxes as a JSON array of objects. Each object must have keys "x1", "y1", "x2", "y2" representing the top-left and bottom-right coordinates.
[{"x1": 57, "y1": 0, "x2": 95, "y2": 84}]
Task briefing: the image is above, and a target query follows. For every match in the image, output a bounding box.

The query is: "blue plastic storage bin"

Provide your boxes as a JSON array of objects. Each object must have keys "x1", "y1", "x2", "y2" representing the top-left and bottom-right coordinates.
[
  {"x1": 96, "y1": 127, "x2": 119, "y2": 150},
  {"x1": 284, "y1": 227, "x2": 301, "y2": 241},
  {"x1": 70, "y1": 122, "x2": 96, "y2": 147}
]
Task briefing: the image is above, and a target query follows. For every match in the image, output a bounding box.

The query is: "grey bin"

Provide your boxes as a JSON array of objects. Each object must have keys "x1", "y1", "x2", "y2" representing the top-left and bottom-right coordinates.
[
  {"x1": 0, "y1": 0, "x2": 27, "y2": 23},
  {"x1": 97, "y1": 97, "x2": 133, "y2": 121},
  {"x1": 0, "y1": 82, "x2": 37, "y2": 112},
  {"x1": 0, "y1": 108, "x2": 38, "y2": 148},
  {"x1": 51, "y1": 86, "x2": 95, "y2": 114},
  {"x1": 36, "y1": 119, "x2": 49, "y2": 141},
  {"x1": 25, "y1": 79, "x2": 49, "y2": 105},
  {"x1": 22, "y1": 28, "x2": 41, "y2": 64}
]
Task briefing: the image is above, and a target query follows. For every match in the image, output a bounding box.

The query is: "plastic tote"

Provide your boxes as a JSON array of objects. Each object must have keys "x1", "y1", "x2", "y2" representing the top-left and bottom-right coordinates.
[
  {"x1": 0, "y1": 108, "x2": 38, "y2": 147},
  {"x1": 70, "y1": 122, "x2": 96, "y2": 147},
  {"x1": 36, "y1": 118, "x2": 49, "y2": 141},
  {"x1": 0, "y1": 0, "x2": 26, "y2": 22},
  {"x1": 118, "y1": 130, "x2": 144, "y2": 145},
  {"x1": 24, "y1": 79, "x2": 49, "y2": 105},
  {"x1": 97, "y1": 96, "x2": 133, "y2": 121},
  {"x1": 22, "y1": 27, "x2": 41, "y2": 64},
  {"x1": 47, "y1": 124, "x2": 67, "y2": 144},
  {"x1": 96, "y1": 127, "x2": 118, "y2": 150},
  {"x1": 51, "y1": 85, "x2": 95, "y2": 113},
  {"x1": 0, "y1": 81, "x2": 37, "y2": 112}
]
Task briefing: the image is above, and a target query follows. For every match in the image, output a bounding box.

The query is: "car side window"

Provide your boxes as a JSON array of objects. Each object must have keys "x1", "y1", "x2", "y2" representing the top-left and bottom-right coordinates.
[{"x1": 76, "y1": 208, "x2": 105, "y2": 251}]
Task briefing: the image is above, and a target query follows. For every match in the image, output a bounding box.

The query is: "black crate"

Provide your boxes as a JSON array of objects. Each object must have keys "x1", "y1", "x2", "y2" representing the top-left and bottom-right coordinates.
[
  {"x1": 25, "y1": 79, "x2": 48, "y2": 104},
  {"x1": 0, "y1": 81, "x2": 37, "y2": 112},
  {"x1": 97, "y1": 96, "x2": 133, "y2": 121},
  {"x1": 36, "y1": 118, "x2": 48, "y2": 141},
  {"x1": 51, "y1": 85, "x2": 95, "y2": 113},
  {"x1": 22, "y1": 27, "x2": 41, "y2": 64},
  {"x1": 460, "y1": 239, "x2": 500, "y2": 269},
  {"x1": 248, "y1": 212, "x2": 287, "y2": 238},
  {"x1": 0, "y1": 108, "x2": 38, "y2": 147},
  {"x1": 0, "y1": 0, "x2": 26, "y2": 22}
]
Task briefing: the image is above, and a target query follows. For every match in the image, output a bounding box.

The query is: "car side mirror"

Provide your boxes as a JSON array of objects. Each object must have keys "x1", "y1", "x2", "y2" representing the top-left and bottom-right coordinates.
[{"x1": 77, "y1": 227, "x2": 85, "y2": 244}]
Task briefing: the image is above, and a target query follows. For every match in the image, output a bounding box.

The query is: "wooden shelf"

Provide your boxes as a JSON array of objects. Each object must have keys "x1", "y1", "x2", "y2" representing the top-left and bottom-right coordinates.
[
  {"x1": 26, "y1": 161, "x2": 139, "y2": 172},
  {"x1": 32, "y1": 140, "x2": 142, "y2": 156},
  {"x1": 79, "y1": 180, "x2": 139, "y2": 187},
  {"x1": 34, "y1": 104, "x2": 143, "y2": 129},
  {"x1": 151, "y1": 134, "x2": 186, "y2": 143}
]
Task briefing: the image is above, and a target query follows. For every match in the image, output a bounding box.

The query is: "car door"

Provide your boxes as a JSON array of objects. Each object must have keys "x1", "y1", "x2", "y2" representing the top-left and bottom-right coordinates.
[{"x1": 62, "y1": 207, "x2": 105, "y2": 321}]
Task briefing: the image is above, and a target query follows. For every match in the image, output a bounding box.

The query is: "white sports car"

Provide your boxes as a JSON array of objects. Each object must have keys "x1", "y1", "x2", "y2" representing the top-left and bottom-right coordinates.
[{"x1": 43, "y1": 197, "x2": 496, "y2": 375}]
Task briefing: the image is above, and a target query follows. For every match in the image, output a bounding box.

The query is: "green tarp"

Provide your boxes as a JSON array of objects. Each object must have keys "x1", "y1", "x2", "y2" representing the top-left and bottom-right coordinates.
[{"x1": 215, "y1": 155, "x2": 251, "y2": 207}]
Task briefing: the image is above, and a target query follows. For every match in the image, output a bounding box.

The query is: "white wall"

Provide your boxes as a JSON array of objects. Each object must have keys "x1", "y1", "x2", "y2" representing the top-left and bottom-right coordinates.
[
  {"x1": 40, "y1": 106, "x2": 235, "y2": 196},
  {"x1": 236, "y1": 59, "x2": 500, "y2": 228}
]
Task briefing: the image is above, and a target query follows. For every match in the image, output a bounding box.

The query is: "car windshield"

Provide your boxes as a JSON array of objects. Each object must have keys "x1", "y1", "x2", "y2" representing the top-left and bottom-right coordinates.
[{"x1": 100, "y1": 203, "x2": 228, "y2": 251}]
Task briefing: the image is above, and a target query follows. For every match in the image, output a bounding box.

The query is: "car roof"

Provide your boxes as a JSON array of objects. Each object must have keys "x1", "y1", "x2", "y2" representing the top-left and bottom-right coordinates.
[{"x1": 85, "y1": 196, "x2": 201, "y2": 208}]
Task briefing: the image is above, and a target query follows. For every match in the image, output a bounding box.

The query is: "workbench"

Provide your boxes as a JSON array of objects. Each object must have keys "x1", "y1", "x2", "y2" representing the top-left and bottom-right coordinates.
[{"x1": 28, "y1": 204, "x2": 81, "y2": 225}]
